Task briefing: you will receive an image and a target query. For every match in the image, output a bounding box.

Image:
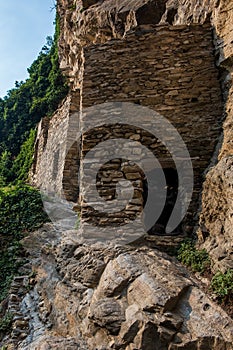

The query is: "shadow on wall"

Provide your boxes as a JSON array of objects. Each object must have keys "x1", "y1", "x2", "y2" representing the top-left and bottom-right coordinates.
[{"x1": 144, "y1": 167, "x2": 181, "y2": 235}]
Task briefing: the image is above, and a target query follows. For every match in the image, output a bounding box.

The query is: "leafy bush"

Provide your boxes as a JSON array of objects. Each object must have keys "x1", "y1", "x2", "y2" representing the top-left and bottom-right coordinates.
[
  {"x1": 11, "y1": 129, "x2": 36, "y2": 182},
  {"x1": 0, "y1": 241, "x2": 25, "y2": 302},
  {"x1": 0, "y1": 312, "x2": 13, "y2": 333},
  {"x1": 0, "y1": 151, "x2": 13, "y2": 185},
  {"x1": 0, "y1": 185, "x2": 48, "y2": 237},
  {"x1": 0, "y1": 185, "x2": 48, "y2": 302},
  {"x1": 211, "y1": 269, "x2": 233, "y2": 301},
  {"x1": 177, "y1": 239, "x2": 210, "y2": 274},
  {"x1": 0, "y1": 14, "x2": 68, "y2": 184}
]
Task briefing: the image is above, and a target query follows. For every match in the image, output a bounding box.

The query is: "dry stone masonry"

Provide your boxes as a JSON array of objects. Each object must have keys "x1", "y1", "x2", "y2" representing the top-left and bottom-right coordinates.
[
  {"x1": 2, "y1": 1, "x2": 233, "y2": 349},
  {"x1": 31, "y1": 0, "x2": 233, "y2": 268},
  {"x1": 32, "y1": 20, "x2": 223, "y2": 238},
  {"x1": 31, "y1": 92, "x2": 80, "y2": 202},
  {"x1": 81, "y1": 23, "x2": 222, "y2": 237}
]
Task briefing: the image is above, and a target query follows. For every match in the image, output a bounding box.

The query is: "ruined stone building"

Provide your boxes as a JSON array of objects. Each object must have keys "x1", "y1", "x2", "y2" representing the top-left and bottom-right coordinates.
[
  {"x1": 2, "y1": 1, "x2": 233, "y2": 349},
  {"x1": 30, "y1": 0, "x2": 232, "y2": 262}
]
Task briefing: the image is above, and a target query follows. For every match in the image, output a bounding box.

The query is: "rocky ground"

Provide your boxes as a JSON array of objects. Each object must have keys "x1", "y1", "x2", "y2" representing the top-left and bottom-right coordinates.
[{"x1": 0, "y1": 223, "x2": 232, "y2": 349}]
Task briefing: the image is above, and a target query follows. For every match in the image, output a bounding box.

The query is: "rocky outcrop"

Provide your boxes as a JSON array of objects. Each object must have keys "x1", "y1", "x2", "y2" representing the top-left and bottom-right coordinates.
[
  {"x1": 55, "y1": 0, "x2": 233, "y2": 271},
  {"x1": 57, "y1": 0, "x2": 169, "y2": 88},
  {"x1": 11, "y1": 2, "x2": 231, "y2": 348},
  {"x1": 195, "y1": 0, "x2": 233, "y2": 272},
  {"x1": 1, "y1": 226, "x2": 232, "y2": 349},
  {"x1": 57, "y1": 0, "x2": 232, "y2": 88},
  {"x1": 163, "y1": 0, "x2": 233, "y2": 272},
  {"x1": 197, "y1": 50, "x2": 233, "y2": 273},
  {"x1": 198, "y1": 156, "x2": 233, "y2": 272}
]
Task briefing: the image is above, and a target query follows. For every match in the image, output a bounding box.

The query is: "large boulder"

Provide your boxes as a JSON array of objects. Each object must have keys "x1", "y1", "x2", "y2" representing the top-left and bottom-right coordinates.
[{"x1": 12, "y1": 229, "x2": 233, "y2": 350}]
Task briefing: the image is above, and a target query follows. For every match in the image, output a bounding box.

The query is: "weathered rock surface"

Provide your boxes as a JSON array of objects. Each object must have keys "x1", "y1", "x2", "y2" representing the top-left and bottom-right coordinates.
[
  {"x1": 1, "y1": 226, "x2": 232, "y2": 349},
  {"x1": 57, "y1": 0, "x2": 169, "y2": 87},
  {"x1": 55, "y1": 0, "x2": 233, "y2": 272},
  {"x1": 2, "y1": 1, "x2": 232, "y2": 348},
  {"x1": 57, "y1": 0, "x2": 233, "y2": 86},
  {"x1": 163, "y1": 0, "x2": 233, "y2": 273},
  {"x1": 194, "y1": 0, "x2": 233, "y2": 272},
  {"x1": 198, "y1": 156, "x2": 233, "y2": 272}
]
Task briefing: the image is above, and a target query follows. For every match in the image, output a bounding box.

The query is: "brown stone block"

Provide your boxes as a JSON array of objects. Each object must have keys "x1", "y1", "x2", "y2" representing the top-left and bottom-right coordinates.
[{"x1": 125, "y1": 173, "x2": 142, "y2": 180}]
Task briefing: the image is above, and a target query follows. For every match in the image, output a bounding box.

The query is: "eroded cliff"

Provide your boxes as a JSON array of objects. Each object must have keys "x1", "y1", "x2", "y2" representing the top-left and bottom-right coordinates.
[
  {"x1": 56, "y1": 0, "x2": 233, "y2": 271},
  {"x1": 1, "y1": 225, "x2": 233, "y2": 349},
  {"x1": 1, "y1": 1, "x2": 233, "y2": 349}
]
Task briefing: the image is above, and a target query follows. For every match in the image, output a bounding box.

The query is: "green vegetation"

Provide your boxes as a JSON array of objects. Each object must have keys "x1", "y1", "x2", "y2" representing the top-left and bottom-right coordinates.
[
  {"x1": 0, "y1": 185, "x2": 48, "y2": 302},
  {"x1": 0, "y1": 151, "x2": 13, "y2": 186},
  {"x1": 211, "y1": 269, "x2": 233, "y2": 301},
  {"x1": 0, "y1": 16, "x2": 68, "y2": 185},
  {"x1": 0, "y1": 185, "x2": 48, "y2": 237},
  {"x1": 177, "y1": 240, "x2": 233, "y2": 313},
  {"x1": 0, "y1": 15, "x2": 64, "y2": 303},
  {"x1": 0, "y1": 10, "x2": 66, "y2": 340},
  {"x1": 177, "y1": 239, "x2": 210, "y2": 274},
  {"x1": 0, "y1": 312, "x2": 13, "y2": 334},
  {"x1": 69, "y1": 4, "x2": 77, "y2": 10},
  {"x1": 11, "y1": 129, "x2": 36, "y2": 182},
  {"x1": 0, "y1": 241, "x2": 25, "y2": 303}
]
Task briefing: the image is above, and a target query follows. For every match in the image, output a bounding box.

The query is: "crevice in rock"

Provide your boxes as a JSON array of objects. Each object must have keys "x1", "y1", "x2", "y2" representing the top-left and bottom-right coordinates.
[
  {"x1": 167, "y1": 7, "x2": 178, "y2": 25},
  {"x1": 163, "y1": 285, "x2": 193, "y2": 313},
  {"x1": 136, "y1": 0, "x2": 166, "y2": 25},
  {"x1": 82, "y1": 0, "x2": 101, "y2": 11}
]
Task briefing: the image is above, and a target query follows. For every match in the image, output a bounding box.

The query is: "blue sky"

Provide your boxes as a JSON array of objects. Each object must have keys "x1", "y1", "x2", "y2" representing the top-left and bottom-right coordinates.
[{"x1": 0, "y1": 0, "x2": 56, "y2": 98}]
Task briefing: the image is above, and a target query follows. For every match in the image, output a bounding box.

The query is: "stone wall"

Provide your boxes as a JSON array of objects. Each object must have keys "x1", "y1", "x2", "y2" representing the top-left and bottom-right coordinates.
[
  {"x1": 161, "y1": 0, "x2": 233, "y2": 271},
  {"x1": 146, "y1": 0, "x2": 233, "y2": 272},
  {"x1": 32, "y1": 1, "x2": 232, "y2": 248},
  {"x1": 31, "y1": 92, "x2": 80, "y2": 202},
  {"x1": 57, "y1": 0, "x2": 171, "y2": 89},
  {"x1": 79, "y1": 23, "x2": 223, "y2": 238}
]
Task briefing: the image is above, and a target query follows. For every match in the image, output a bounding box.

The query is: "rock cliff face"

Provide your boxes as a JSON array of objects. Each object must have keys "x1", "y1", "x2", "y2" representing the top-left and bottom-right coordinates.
[
  {"x1": 2, "y1": 1, "x2": 232, "y2": 349},
  {"x1": 56, "y1": 0, "x2": 233, "y2": 269},
  {"x1": 159, "y1": 0, "x2": 233, "y2": 272},
  {"x1": 57, "y1": 0, "x2": 232, "y2": 86},
  {"x1": 2, "y1": 226, "x2": 233, "y2": 349}
]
